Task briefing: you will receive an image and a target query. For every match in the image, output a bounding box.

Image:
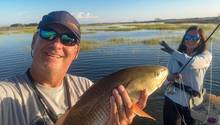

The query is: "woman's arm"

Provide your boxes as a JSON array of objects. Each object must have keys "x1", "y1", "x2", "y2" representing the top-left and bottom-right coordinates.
[
  {"x1": 172, "y1": 50, "x2": 212, "y2": 69},
  {"x1": 160, "y1": 41, "x2": 212, "y2": 69}
]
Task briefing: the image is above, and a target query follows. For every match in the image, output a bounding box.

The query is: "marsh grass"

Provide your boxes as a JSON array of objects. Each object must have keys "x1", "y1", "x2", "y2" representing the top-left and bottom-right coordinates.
[
  {"x1": 0, "y1": 23, "x2": 216, "y2": 35},
  {"x1": 80, "y1": 36, "x2": 182, "y2": 51},
  {"x1": 87, "y1": 23, "x2": 216, "y2": 32},
  {"x1": 0, "y1": 26, "x2": 96, "y2": 35},
  {"x1": 80, "y1": 38, "x2": 141, "y2": 51},
  {"x1": 0, "y1": 26, "x2": 37, "y2": 34},
  {"x1": 80, "y1": 40, "x2": 102, "y2": 51}
]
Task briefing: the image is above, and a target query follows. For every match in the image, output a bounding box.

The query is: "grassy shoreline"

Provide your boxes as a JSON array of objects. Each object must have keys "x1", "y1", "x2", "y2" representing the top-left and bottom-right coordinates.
[
  {"x1": 1, "y1": 22, "x2": 217, "y2": 52},
  {"x1": 16, "y1": 37, "x2": 181, "y2": 52},
  {"x1": 0, "y1": 26, "x2": 37, "y2": 34},
  {"x1": 87, "y1": 23, "x2": 215, "y2": 32},
  {"x1": 0, "y1": 23, "x2": 216, "y2": 35},
  {"x1": 80, "y1": 36, "x2": 181, "y2": 51}
]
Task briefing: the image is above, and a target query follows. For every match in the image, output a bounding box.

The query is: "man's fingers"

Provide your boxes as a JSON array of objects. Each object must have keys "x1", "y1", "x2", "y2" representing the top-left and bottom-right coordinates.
[
  {"x1": 110, "y1": 85, "x2": 148, "y2": 124},
  {"x1": 113, "y1": 89, "x2": 127, "y2": 120},
  {"x1": 110, "y1": 96, "x2": 117, "y2": 116},
  {"x1": 108, "y1": 96, "x2": 119, "y2": 125},
  {"x1": 117, "y1": 85, "x2": 134, "y2": 122},
  {"x1": 118, "y1": 85, "x2": 132, "y2": 108},
  {"x1": 137, "y1": 89, "x2": 148, "y2": 109}
]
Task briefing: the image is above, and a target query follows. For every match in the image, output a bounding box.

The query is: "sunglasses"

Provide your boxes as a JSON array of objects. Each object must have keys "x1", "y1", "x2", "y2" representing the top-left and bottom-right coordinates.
[
  {"x1": 184, "y1": 33, "x2": 200, "y2": 42},
  {"x1": 39, "y1": 28, "x2": 79, "y2": 46}
]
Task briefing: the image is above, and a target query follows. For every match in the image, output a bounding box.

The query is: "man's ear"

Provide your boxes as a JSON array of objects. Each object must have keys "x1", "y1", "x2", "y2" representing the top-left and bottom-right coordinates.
[
  {"x1": 74, "y1": 45, "x2": 80, "y2": 60},
  {"x1": 31, "y1": 32, "x2": 38, "y2": 50}
]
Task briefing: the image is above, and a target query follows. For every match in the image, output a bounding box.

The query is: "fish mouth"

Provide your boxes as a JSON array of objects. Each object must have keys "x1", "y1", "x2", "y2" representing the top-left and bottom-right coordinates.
[
  {"x1": 159, "y1": 68, "x2": 168, "y2": 85},
  {"x1": 162, "y1": 69, "x2": 168, "y2": 82},
  {"x1": 161, "y1": 74, "x2": 167, "y2": 83}
]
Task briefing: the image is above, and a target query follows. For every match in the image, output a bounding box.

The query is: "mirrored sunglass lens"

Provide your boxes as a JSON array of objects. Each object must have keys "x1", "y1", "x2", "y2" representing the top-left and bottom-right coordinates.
[
  {"x1": 40, "y1": 30, "x2": 56, "y2": 40},
  {"x1": 61, "y1": 34, "x2": 77, "y2": 45},
  {"x1": 193, "y1": 35, "x2": 200, "y2": 41},
  {"x1": 185, "y1": 34, "x2": 200, "y2": 42},
  {"x1": 185, "y1": 35, "x2": 191, "y2": 41}
]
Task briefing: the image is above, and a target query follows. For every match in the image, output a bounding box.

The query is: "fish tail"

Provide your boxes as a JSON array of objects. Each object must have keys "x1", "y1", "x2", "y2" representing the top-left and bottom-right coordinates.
[{"x1": 131, "y1": 104, "x2": 156, "y2": 121}]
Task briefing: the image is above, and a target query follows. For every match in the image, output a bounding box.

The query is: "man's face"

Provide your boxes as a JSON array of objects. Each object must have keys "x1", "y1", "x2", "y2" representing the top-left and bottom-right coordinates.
[{"x1": 32, "y1": 24, "x2": 80, "y2": 73}]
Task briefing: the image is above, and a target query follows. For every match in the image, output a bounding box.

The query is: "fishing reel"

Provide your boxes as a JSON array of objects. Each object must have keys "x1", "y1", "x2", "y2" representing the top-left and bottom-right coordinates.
[{"x1": 166, "y1": 83, "x2": 177, "y2": 95}]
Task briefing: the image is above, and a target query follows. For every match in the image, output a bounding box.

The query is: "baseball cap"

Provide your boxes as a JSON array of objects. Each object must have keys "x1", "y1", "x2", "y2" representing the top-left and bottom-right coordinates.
[{"x1": 38, "y1": 11, "x2": 81, "y2": 41}]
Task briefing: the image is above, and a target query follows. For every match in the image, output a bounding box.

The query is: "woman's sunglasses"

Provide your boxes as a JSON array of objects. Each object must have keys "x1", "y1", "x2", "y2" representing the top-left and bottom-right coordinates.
[
  {"x1": 39, "y1": 28, "x2": 79, "y2": 46},
  {"x1": 184, "y1": 34, "x2": 200, "y2": 42}
]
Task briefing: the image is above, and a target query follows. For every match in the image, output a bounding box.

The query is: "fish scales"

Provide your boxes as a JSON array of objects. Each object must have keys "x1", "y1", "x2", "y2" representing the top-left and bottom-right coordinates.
[{"x1": 57, "y1": 65, "x2": 168, "y2": 125}]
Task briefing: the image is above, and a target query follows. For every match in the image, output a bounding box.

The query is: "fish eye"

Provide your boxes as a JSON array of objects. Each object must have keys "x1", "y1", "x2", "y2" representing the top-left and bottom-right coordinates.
[{"x1": 155, "y1": 72, "x2": 160, "y2": 77}]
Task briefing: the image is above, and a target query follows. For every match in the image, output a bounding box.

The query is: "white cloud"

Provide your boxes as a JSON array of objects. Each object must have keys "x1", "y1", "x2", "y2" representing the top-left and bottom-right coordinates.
[{"x1": 73, "y1": 12, "x2": 98, "y2": 19}]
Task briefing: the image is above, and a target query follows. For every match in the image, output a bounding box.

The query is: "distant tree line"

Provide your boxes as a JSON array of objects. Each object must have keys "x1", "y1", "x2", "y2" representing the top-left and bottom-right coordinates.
[{"x1": 10, "y1": 23, "x2": 38, "y2": 27}]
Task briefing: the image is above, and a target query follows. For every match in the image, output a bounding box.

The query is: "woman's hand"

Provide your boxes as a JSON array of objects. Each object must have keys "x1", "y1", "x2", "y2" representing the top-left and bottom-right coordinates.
[
  {"x1": 160, "y1": 41, "x2": 174, "y2": 54},
  {"x1": 106, "y1": 85, "x2": 148, "y2": 125}
]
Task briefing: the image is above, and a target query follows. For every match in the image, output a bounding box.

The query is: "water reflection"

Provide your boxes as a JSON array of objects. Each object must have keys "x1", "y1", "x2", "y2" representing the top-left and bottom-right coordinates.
[
  {"x1": 82, "y1": 30, "x2": 184, "y2": 41},
  {"x1": 0, "y1": 30, "x2": 220, "y2": 94}
]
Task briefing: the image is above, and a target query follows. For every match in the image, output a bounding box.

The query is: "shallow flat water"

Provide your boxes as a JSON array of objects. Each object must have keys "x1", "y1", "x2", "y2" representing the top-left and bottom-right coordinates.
[{"x1": 0, "y1": 30, "x2": 219, "y2": 125}]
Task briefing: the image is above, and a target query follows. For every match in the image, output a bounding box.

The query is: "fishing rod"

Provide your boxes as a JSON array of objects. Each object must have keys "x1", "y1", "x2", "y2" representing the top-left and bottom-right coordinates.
[
  {"x1": 172, "y1": 22, "x2": 220, "y2": 124},
  {"x1": 178, "y1": 23, "x2": 220, "y2": 74},
  {"x1": 171, "y1": 22, "x2": 220, "y2": 97}
]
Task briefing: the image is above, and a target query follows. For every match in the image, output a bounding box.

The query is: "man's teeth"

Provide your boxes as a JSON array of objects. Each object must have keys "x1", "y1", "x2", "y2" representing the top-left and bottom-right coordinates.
[{"x1": 47, "y1": 54, "x2": 61, "y2": 58}]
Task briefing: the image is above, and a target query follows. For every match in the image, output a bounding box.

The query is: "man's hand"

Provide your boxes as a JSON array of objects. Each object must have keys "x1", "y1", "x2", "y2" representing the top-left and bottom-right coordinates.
[
  {"x1": 160, "y1": 41, "x2": 174, "y2": 54},
  {"x1": 106, "y1": 85, "x2": 148, "y2": 125}
]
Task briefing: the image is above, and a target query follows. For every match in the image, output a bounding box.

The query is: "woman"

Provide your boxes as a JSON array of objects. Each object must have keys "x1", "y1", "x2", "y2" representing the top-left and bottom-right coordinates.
[{"x1": 160, "y1": 26, "x2": 212, "y2": 125}]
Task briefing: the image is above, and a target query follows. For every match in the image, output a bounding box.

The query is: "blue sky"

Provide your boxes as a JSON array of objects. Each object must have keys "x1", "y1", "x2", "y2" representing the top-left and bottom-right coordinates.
[{"x1": 0, "y1": 0, "x2": 220, "y2": 26}]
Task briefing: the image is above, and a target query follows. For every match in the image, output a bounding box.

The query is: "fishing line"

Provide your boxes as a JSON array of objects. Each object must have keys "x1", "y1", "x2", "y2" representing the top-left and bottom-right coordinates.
[
  {"x1": 172, "y1": 23, "x2": 220, "y2": 124},
  {"x1": 207, "y1": 33, "x2": 213, "y2": 119},
  {"x1": 206, "y1": 23, "x2": 220, "y2": 120},
  {"x1": 157, "y1": 27, "x2": 162, "y2": 65}
]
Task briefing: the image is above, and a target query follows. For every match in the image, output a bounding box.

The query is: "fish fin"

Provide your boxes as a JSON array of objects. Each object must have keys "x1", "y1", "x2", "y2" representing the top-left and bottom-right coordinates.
[{"x1": 131, "y1": 104, "x2": 156, "y2": 121}]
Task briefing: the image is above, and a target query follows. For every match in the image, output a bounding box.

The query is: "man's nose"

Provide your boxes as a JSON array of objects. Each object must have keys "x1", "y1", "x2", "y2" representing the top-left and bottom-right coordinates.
[{"x1": 50, "y1": 37, "x2": 63, "y2": 49}]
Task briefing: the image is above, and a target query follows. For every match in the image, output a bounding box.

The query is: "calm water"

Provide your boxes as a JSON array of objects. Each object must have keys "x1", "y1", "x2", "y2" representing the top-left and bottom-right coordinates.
[
  {"x1": 82, "y1": 29, "x2": 183, "y2": 41},
  {"x1": 0, "y1": 29, "x2": 220, "y2": 124}
]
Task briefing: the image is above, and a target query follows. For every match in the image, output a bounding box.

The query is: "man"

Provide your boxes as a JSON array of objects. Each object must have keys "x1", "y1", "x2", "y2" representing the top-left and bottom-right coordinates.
[{"x1": 0, "y1": 11, "x2": 148, "y2": 125}]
